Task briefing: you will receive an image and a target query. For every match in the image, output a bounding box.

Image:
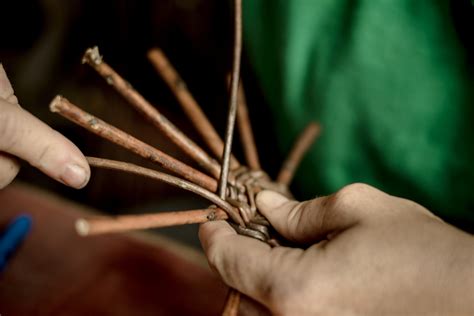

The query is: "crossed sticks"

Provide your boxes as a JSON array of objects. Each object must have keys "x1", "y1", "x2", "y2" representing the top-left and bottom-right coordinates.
[
  {"x1": 50, "y1": 48, "x2": 319, "y2": 236},
  {"x1": 49, "y1": 1, "x2": 319, "y2": 314}
]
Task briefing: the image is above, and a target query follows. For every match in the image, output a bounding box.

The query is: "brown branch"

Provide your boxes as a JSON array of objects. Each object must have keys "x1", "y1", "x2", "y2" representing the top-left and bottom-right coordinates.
[
  {"x1": 87, "y1": 157, "x2": 243, "y2": 225},
  {"x1": 221, "y1": 289, "x2": 240, "y2": 316},
  {"x1": 218, "y1": 0, "x2": 242, "y2": 198},
  {"x1": 147, "y1": 48, "x2": 240, "y2": 169},
  {"x1": 82, "y1": 46, "x2": 221, "y2": 179},
  {"x1": 221, "y1": 0, "x2": 244, "y2": 314},
  {"x1": 76, "y1": 207, "x2": 228, "y2": 236},
  {"x1": 277, "y1": 122, "x2": 321, "y2": 185},
  {"x1": 86, "y1": 157, "x2": 243, "y2": 225},
  {"x1": 50, "y1": 95, "x2": 218, "y2": 192},
  {"x1": 236, "y1": 81, "x2": 261, "y2": 170}
]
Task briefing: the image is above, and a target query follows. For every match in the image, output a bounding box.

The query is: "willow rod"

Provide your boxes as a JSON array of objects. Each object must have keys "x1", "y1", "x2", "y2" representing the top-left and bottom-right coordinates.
[
  {"x1": 218, "y1": 0, "x2": 242, "y2": 199},
  {"x1": 86, "y1": 157, "x2": 243, "y2": 225},
  {"x1": 236, "y1": 81, "x2": 260, "y2": 170},
  {"x1": 82, "y1": 46, "x2": 221, "y2": 179},
  {"x1": 147, "y1": 48, "x2": 240, "y2": 169},
  {"x1": 220, "y1": 0, "x2": 244, "y2": 314},
  {"x1": 76, "y1": 207, "x2": 228, "y2": 236},
  {"x1": 50, "y1": 96, "x2": 218, "y2": 192},
  {"x1": 277, "y1": 122, "x2": 321, "y2": 185}
]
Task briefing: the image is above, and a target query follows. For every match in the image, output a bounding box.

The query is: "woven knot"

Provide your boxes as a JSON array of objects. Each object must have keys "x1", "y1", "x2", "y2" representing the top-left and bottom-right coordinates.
[{"x1": 225, "y1": 167, "x2": 291, "y2": 246}]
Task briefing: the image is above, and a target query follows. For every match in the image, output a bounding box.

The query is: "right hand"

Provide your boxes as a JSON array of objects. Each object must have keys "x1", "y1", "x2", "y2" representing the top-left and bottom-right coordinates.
[
  {"x1": 0, "y1": 64, "x2": 90, "y2": 189},
  {"x1": 200, "y1": 183, "x2": 474, "y2": 315}
]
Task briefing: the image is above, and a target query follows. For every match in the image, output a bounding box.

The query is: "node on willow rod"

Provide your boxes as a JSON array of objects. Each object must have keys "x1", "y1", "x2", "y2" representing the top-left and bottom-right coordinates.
[{"x1": 49, "y1": 0, "x2": 320, "y2": 314}]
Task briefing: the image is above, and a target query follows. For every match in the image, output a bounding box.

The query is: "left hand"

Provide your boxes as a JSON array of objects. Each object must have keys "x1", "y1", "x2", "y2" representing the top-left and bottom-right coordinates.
[{"x1": 0, "y1": 63, "x2": 90, "y2": 189}]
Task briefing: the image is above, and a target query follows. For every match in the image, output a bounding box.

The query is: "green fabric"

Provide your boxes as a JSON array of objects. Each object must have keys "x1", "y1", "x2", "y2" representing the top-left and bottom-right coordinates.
[{"x1": 244, "y1": 0, "x2": 474, "y2": 228}]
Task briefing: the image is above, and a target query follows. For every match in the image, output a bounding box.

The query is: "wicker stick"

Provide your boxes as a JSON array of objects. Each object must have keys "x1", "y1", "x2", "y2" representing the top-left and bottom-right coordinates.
[
  {"x1": 277, "y1": 122, "x2": 321, "y2": 185},
  {"x1": 76, "y1": 207, "x2": 228, "y2": 236},
  {"x1": 50, "y1": 95, "x2": 218, "y2": 193},
  {"x1": 147, "y1": 48, "x2": 240, "y2": 169},
  {"x1": 86, "y1": 157, "x2": 243, "y2": 226},
  {"x1": 221, "y1": 288, "x2": 240, "y2": 316},
  {"x1": 82, "y1": 47, "x2": 221, "y2": 179},
  {"x1": 218, "y1": 0, "x2": 242, "y2": 199},
  {"x1": 221, "y1": 0, "x2": 243, "y2": 314},
  {"x1": 236, "y1": 81, "x2": 261, "y2": 170}
]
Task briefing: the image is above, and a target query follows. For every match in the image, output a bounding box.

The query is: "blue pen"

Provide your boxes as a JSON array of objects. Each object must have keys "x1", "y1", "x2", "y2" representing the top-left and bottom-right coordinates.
[{"x1": 0, "y1": 214, "x2": 32, "y2": 272}]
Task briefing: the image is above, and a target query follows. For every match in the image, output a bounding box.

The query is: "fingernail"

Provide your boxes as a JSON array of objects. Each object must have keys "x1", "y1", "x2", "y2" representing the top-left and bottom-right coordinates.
[
  {"x1": 60, "y1": 164, "x2": 89, "y2": 188},
  {"x1": 256, "y1": 190, "x2": 290, "y2": 211}
]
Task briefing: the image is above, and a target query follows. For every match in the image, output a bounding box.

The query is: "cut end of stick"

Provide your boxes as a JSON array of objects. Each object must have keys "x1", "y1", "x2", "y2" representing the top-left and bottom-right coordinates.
[
  {"x1": 49, "y1": 95, "x2": 64, "y2": 113},
  {"x1": 82, "y1": 46, "x2": 103, "y2": 65},
  {"x1": 147, "y1": 48, "x2": 165, "y2": 67},
  {"x1": 75, "y1": 219, "x2": 90, "y2": 236}
]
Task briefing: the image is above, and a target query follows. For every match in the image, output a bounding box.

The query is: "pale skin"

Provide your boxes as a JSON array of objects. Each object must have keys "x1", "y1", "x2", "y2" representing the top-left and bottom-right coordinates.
[
  {"x1": 200, "y1": 184, "x2": 474, "y2": 315},
  {"x1": 0, "y1": 64, "x2": 90, "y2": 189},
  {"x1": 2, "y1": 62, "x2": 474, "y2": 315}
]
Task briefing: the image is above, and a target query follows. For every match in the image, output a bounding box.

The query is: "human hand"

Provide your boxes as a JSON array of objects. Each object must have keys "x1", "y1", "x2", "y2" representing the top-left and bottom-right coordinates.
[
  {"x1": 200, "y1": 183, "x2": 474, "y2": 315},
  {"x1": 0, "y1": 64, "x2": 90, "y2": 189}
]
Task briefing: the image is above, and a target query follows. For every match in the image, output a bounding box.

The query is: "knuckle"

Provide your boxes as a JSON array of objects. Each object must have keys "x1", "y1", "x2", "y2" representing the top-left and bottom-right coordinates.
[
  {"x1": 34, "y1": 143, "x2": 54, "y2": 168},
  {"x1": 285, "y1": 201, "x2": 308, "y2": 240},
  {"x1": 330, "y1": 183, "x2": 374, "y2": 209}
]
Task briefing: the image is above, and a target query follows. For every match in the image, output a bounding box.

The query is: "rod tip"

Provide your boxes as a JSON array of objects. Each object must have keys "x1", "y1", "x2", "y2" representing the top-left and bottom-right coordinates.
[
  {"x1": 75, "y1": 219, "x2": 90, "y2": 236},
  {"x1": 82, "y1": 46, "x2": 102, "y2": 65},
  {"x1": 49, "y1": 95, "x2": 64, "y2": 113}
]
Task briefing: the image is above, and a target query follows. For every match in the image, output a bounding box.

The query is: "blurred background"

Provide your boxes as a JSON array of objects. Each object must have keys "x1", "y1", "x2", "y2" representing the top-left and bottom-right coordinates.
[{"x1": 0, "y1": 0, "x2": 282, "y2": 248}]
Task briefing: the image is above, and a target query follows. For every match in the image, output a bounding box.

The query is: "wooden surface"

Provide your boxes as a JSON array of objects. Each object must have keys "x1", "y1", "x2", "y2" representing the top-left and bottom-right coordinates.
[{"x1": 0, "y1": 183, "x2": 227, "y2": 315}]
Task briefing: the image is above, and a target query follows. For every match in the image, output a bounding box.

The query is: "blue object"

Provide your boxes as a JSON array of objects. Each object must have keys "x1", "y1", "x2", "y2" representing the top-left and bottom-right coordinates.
[{"x1": 0, "y1": 215, "x2": 32, "y2": 271}]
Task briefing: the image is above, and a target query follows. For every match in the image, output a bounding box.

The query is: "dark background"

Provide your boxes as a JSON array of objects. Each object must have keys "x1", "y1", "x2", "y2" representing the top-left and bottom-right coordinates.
[{"x1": 0, "y1": 0, "x2": 284, "y2": 247}]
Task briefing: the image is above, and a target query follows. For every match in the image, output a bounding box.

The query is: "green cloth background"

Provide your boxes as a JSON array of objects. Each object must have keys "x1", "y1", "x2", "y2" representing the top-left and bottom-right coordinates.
[{"x1": 243, "y1": 0, "x2": 474, "y2": 229}]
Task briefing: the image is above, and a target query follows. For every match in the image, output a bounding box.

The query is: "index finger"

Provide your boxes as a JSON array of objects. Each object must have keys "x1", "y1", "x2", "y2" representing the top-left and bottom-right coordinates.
[{"x1": 0, "y1": 100, "x2": 90, "y2": 188}]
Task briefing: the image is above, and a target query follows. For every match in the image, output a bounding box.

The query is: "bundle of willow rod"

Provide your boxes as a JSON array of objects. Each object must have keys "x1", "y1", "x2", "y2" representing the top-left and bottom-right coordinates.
[{"x1": 49, "y1": 0, "x2": 320, "y2": 314}]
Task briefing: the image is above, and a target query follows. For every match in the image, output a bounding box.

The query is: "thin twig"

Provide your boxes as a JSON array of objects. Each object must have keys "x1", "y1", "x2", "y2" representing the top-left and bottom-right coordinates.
[
  {"x1": 218, "y1": 0, "x2": 242, "y2": 199},
  {"x1": 277, "y1": 122, "x2": 321, "y2": 186},
  {"x1": 147, "y1": 48, "x2": 240, "y2": 169},
  {"x1": 221, "y1": 289, "x2": 240, "y2": 316},
  {"x1": 236, "y1": 80, "x2": 260, "y2": 170},
  {"x1": 82, "y1": 47, "x2": 221, "y2": 179},
  {"x1": 76, "y1": 207, "x2": 228, "y2": 236},
  {"x1": 50, "y1": 95, "x2": 218, "y2": 192},
  {"x1": 221, "y1": 0, "x2": 243, "y2": 314},
  {"x1": 86, "y1": 157, "x2": 243, "y2": 225}
]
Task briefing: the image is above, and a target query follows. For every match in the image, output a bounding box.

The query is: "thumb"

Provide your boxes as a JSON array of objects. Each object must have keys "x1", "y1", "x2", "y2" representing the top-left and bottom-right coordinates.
[{"x1": 256, "y1": 187, "x2": 365, "y2": 244}]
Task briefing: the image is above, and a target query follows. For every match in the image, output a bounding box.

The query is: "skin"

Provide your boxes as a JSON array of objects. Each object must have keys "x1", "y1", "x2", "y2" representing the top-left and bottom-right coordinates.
[
  {"x1": 200, "y1": 183, "x2": 474, "y2": 315},
  {"x1": 0, "y1": 64, "x2": 90, "y2": 189},
  {"x1": 2, "y1": 61, "x2": 473, "y2": 315}
]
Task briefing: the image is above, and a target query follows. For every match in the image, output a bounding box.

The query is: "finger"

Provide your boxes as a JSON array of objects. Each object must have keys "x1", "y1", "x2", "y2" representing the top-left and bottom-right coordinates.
[
  {"x1": 0, "y1": 64, "x2": 18, "y2": 104},
  {"x1": 199, "y1": 221, "x2": 302, "y2": 306},
  {"x1": 0, "y1": 152, "x2": 20, "y2": 189},
  {"x1": 256, "y1": 185, "x2": 372, "y2": 243},
  {"x1": 0, "y1": 100, "x2": 90, "y2": 188}
]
